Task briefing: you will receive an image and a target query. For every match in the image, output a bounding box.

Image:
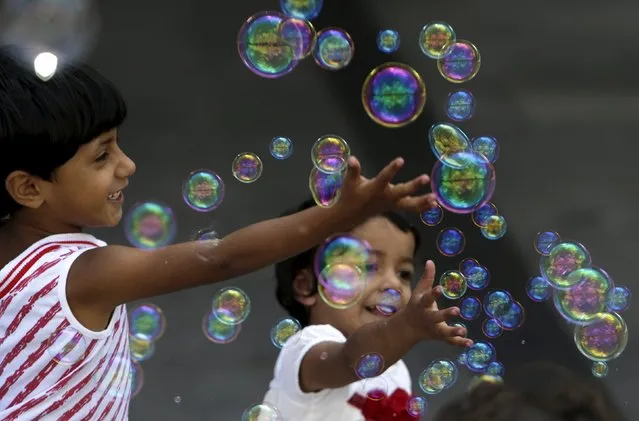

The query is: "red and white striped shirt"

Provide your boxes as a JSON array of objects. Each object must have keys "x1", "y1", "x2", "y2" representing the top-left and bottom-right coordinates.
[{"x1": 0, "y1": 233, "x2": 131, "y2": 420}]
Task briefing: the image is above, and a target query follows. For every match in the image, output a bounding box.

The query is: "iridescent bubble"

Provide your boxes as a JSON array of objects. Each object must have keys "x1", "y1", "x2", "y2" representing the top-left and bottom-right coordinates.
[
  {"x1": 270, "y1": 136, "x2": 293, "y2": 160},
  {"x1": 419, "y1": 359, "x2": 458, "y2": 394},
  {"x1": 466, "y1": 265, "x2": 490, "y2": 290},
  {"x1": 280, "y1": 0, "x2": 323, "y2": 20},
  {"x1": 466, "y1": 341, "x2": 496, "y2": 373},
  {"x1": 460, "y1": 296, "x2": 482, "y2": 321},
  {"x1": 237, "y1": 11, "x2": 298, "y2": 79},
  {"x1": 362, "y1": 377, "x2": 389, "y2": 401},
  {"x1": 278, "y1": 17, "x2": 316, "y2": 59},
  {"x1": 406, "y1": 396, "x2": 428, "y2": 417},
  {"x1": 129, "y1": 303, "x2": 166, "y2": 342},
  {"x1": 446, "y1": 90, "x2": 475, "y2": 122},
  {"x1": 591, "y1": 361, "x2": 609, "y2": 378},
  {"x1": 483, "y1": 290, "x2": 513, "y2": 319},
  {"x1": 318, "y1": 263, "x2": 366, "y2": 309},
  {"x1": 482, "y1": 318, "x2": 503, "y2": 339},
  {"x1": 428, "y1": 122, "x2": 471, "y2": 168},
  {"x1": 419, "y1": 21, "x2": 456, "y2": 59},
  {"x1": 431, "y1": 151, "x2": 496, "y2": 214},
  {"x1": 313, "y1": 27, "x2": 354, "y2": 70},
  {"x1": 574, "y1": 312, "x2": 628, "y2": 362},
  {"x1": 309, "y1": 166, "x2": 343, "y2": 208},
  {"x1": 420, "y1": 204, "x2": 444, "y2": 226},
  {"x1": 124, "y1": 201, "x2": 176, "y2": 250},
  {"x1": 362, "y1": 62, "x2": 426, "y2": 128},
  {"x1": 242, "y1": 402, "x2": 282, "y2": 421},
  {"x1": 378, "y1": 288, "x2": 402, "y2": 316},
  {"x1": 472, "y1": 136, "x2": 500, "y2": 164},
  {"x1": 130, "y1": 360, "x2": 144, "y2": 398},
  {"x1": 496, "y1": 301, "x2": 525, "y2": 330},
  {"x1": 311, "y1": 134, "x2": 350, "y2": 174},
  {"x1": 377, "y1": 29, "x2": 400, "y2": 53},
  {"x1": 182, "y1": 169, "x2": 225, "y2": 212},
  {"x1": 606, "y1": 286, "x2": 631, "y2": 312},
  {"x1": 314, "y1": 234, "x2": 372, "y2": 278},
  {"x1": 436, "y1": 227, "x2": 465, "y2": 257},
  {"x1": 480, "y1": 215, "x2": 507, "y2": 240},
  {"x1": 270, "y1": 317, "x2": 301, "y2": 349},
  {"x1": 46, "y1": 326, "x2": 88, "y2": 365},
  {"x1": 202, "y1": 310, "x2": 242, "y2": 344},
  {"x1": 526, "y1": 276, "x2": 551, "y2": 302},
  {"x1": 437, "y1": 40, "x2": 481, "y2": 83},
  {"x1": 129, "y1": 336, "x2": 155, "y2": 362},
  {"x1": 459, "y1": 257, "x2": 480, "y2": 276},
  {"x1": 553, "y1": 267, "x2": 612, "y2": 325},
  {"x1": 471, "y1": 202, "x2": 498, "y2": 227},
  {"x1": 457, "y1": 350, "x2": 468, "y2": 366},
  {"x1": 355, "y1": 352, "x2": 385, "y2": 379},
  {"x1": 192, "y1": 227, "x2": 220, "y2": 243},
  {"x1": 540, "y1": 241, "x2": 592, "y2": 289},
  {"x1": 212, "y1": 287, "x2": 251, "y2": 326},
  {"x1": 534, "y1": 231, "x2": 561, "y2": 256},
  {"x1": 485, "y1": 361, "x2": 505, "y2": 377},
  {"x1": 440, "y1": 270, "x2": 467, "y2": 299},
  {"x1": 232, "y1": 152, "x2": 263, "y2": 183}
]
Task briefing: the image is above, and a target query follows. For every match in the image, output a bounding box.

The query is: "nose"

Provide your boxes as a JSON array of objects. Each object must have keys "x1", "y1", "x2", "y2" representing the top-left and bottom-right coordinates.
[
  {"x1": 376, "y1": 268, "x2": 404, "y2": 292},
  {"x1": 116, "y1": 152, "x2": 137, "y2": 178}
]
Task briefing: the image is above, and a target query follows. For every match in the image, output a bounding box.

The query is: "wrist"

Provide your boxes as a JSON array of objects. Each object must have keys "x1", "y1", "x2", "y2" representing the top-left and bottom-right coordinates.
[{"x1": 388, "y1": 310, "x2": 422, "y2": 346}]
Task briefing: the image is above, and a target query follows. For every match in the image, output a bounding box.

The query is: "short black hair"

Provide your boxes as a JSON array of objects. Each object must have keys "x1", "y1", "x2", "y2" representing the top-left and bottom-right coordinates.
[
  {"x1": 275, "y1": 198, "x2": 422, "y2": 327},
  {"x1": 0, "y1": 45, "x2": 127, "y2": 219}
]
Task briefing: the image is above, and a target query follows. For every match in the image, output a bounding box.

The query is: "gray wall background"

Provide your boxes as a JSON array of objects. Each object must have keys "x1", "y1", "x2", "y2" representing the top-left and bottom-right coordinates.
[{"x1": 82, "y1": 0, "x2": 639, "y2": 419}]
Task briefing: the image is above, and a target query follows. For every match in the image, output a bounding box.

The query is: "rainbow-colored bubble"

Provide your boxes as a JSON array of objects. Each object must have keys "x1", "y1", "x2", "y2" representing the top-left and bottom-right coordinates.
[
  {"x1": 540, "y1": 241, "x2": 592, "y2": 289},
  {"x1": 182, "y1": 169, "x2": 225, "y2": 212},
  {"x1": 311, "y1": 134, "x2": 350, "y2": 174},
  {"x1": 280, "y1": 0, "x2": 323, "y2": 20},
  {"x1": 437, "y1": 40, "x2": 481, "y2": 83},
  {"x1": 212, "y1": 287, "x2": 251, "y2": 326},
  {"x1": 129, "y1": 303, "x2": 166, "y2": 342},
  {"x1": 124, "y1": 201, "x2": 176, "y2": 249},
  {"x1": 313, "y1": 27, "x2": 354, "y2": 70},
  {"x1": 419, "y1": 21, "x2": 456, "y2": 59},
  {"x1": 440, "y1": 270, "x2": 467, "y2": 299},
  {"x1": 232, "y1": 152, "x2": 263, "y2": 183},
  {"x1": 574, "y1": 312, "x2": 628, "y2": 362},
  {"x1": 377, "y1": 29, "x2": 400, "y2": 53}
]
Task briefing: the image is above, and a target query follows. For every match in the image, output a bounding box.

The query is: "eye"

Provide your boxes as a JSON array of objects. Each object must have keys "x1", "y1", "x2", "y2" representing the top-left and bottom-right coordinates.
[
  {"x1": 95, "y1": 152, "x2": 109, "y2": 162},
  {"x1": 398, "y1": 270, "x2": 414, "y2": 282}
]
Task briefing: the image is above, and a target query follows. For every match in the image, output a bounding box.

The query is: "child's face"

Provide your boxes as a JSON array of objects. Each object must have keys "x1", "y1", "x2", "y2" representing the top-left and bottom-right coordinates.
[
  {"x1": 35, "y1": 128, "x2": 136, "y2": 230},
  {"x1": 306, "y1": 216, "x2": 416, "y2": 337}
]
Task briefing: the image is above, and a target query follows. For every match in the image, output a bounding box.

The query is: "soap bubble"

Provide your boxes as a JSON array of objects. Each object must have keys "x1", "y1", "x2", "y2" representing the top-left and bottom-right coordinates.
[
  {"x1": 278, "y1": 17, "x2": 316, "y2": 59},
  {"x1": 311, "y1": 134, "x2": 350, "y2": 174},
  {"x1": 377, "y1": 29, "x2": 400, "y2": 53},
  {"x1": 313, "y1": 27, "x2": 354, "y2": 70},
  {"x1": 129, "y1": 336, "x2": 155, "y2": 362},
  {"x1": 270, "y1": 136, "x2": 293, "y2": 160},
  {"x1": 406, "y1": 396, "x2": 428, "y2": 417},
  {"x1": 526, "y1": 276, "x2": 551, "y2": 302},
  {"x1": 466, "y1": 265, "x2": 490, "y2": 291},
  {"x1": 482, "y1": 318, "x2": 503, "y2": 339},
  {"x1": 471, "y1": 202, "x2": 498, "y2": 227},
  {"x1": 465, "y1": 341, "x2": 496, "y2": 373},
  {"x1": 280, "y1": 0, "x2": 323, "y2": 20},
  {"x1": 553, "y1": 267, "x2": 612, "y2": 325},
  {"x1": 446, "y1": 90, "x2": 475, "y2": 122},
  {"x1": 355, "y1": 352, "x2": 385, "y2": 379},
  {"x1": 309, "y1": 166, "x2": 343, "y2": 208},
  {"x1": 591, "y1": 361, "x2": 609, "y2": 378},
  {"x1": 472, "y1": 136, "x2": 500, "y2": 163},
  {"x1": 318, "y1": 263, "x2": 367, "y2": 309},
  {"x1": 212, "y1": 287, "x2": 251, "y2": 326},
  {"x1": 534, "y1": 231, "x2": 561, "y2": 256},
  {"x1": 495, "y1": 300, "x2": 525, "y2": 330},
  {"x1": 483, "y1": 290, "x2": 513, "y2": 319},
  {"x1": 437, "y1": 40, "x2": 481, "y2": 83},
  {"x1": 605, "y1": 286, "x2": 631, "y2": 312},
  {"x1": 124, "y1": 201, "x2": 176, "y2": 250},
  {"x1": 574, "y1": 312, "x2": 628, "y2": 362},
  {"x1": 480, "y1": 215, "x2": 507, "y2": 240},
  {"x1": 242, "y1": 402, "x2": 282, "y2": 421},
  {"x1": 314, "y1": 234, "x2": 372, "y2": 277},
  {"x1": 420, "y1": 204, "x2": 444, "y2": 226},
  {"x1": 419, "y1": 21, "x2": 455, "y2": 59},
  {"x1": 459, "y1": 257, "x2": 481, "y2": 276},
  {"x1": 436, "y1": 227, "x2": 465, "y2": 257},
  {"x1": 270, "y1": 317, "x2": 301, "y2": 349},
  {"x1": 439, "y1": 270, "x2": 467, "y2": 299},
  {"x1": 182, "y1": 169, "x2": 225, "y2": 212},
  {"x1": 129, "y1": 303, "x2": 166, "y2": 342},
  {"x1": 232, "y1": 152, "x2": 263, "y2": 183},
  {"x1": 428, "y1": 122, "x2": 471, "y2": 168},
  {"x1": 419, "y1": 359, "x2": 458, "y2": 394},
  {"x1": 202, "y1": 310, "x2": 242, "y2": 344},
  {"x1": 460, "y1": 296, "x2": 482, "y2": 321},
  {"x1": 539, "y1": 241, "x2": 592, "y2": 289},
  {"x1": 485, "y1": 361, "x2": 505, "y2": 377}
]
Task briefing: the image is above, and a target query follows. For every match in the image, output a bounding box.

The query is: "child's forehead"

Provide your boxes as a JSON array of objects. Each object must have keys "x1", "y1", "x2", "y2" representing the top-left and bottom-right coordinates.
[{"x1": 350, "y1": 217, "x2": 415, "y2": 255}]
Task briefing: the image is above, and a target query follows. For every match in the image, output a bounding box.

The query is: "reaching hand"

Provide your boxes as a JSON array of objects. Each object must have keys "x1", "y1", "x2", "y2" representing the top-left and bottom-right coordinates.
[
  {"x1": 336, "y1": 156, "x2": 438, "y2": 220},
  {"x1": 400, "y1": 260, "x2": 473, "y2": 347}
]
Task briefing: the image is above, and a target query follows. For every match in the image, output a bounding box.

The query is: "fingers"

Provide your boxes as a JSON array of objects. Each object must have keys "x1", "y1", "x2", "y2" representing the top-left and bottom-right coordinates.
[
  {"x1": 389, "y1": 174, "x2": 429, "y2": 199},
  {"x1": 395, "y1": 194, "x2": 438, "y2": 212},
  {"x1": 446, "y1": 336, "x2": 474, "y2": 348},
  {"x1": 373, "y1": 157, "x2": 405, "y2": 187},
  {"x1": 424, "y1": 306, "x2": 459, "y2": 325},
  {"x1": 344, "y1": 156, "x2": 361, "y2": 181},
  {"x1": 414, "y1": 260, "x2": 437, "y2": 295}
]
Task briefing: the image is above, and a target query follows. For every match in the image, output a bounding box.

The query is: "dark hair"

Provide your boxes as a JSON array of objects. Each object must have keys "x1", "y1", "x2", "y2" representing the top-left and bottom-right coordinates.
[
  {"x1": 0, "y1": 45, "x2": 127, "y2": 219},
  {"x1": 275, "y1": 198, "x2": 422, "y2": 327}
]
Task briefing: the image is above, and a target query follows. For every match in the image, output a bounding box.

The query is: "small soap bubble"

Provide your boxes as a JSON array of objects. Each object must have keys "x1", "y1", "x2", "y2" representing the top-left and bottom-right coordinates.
[
  {"x1": 485, "y1": 361, "x2": 505, "y2": 377},
  {"x1": 440, "y1": 270, "x2": 467, "y2": 299},
  {"x1": 129, "y1": 336, "x2": 155, "y2": 362},
  {"x1": 451, "y1": 322, "x2": 468, "y2": 337},
  {"x1": 482, "y1": 318, "x2": 503, "y2": 339},
  {"x1": 318, "y1": 263, "x2": 366, "y2": 309},
  {"x1": 436, "y1": 227, "x2": 466, "y2": 257},
  {"x1": 605, "y1": 286, "x2": 631, "y2": 312},
  {"x1": 459, "y1": 258, "x2": 480, "y2": 276},
  {"x1": 419, "y1": 21, "x2": 456, "y2": 59},
  {"x1": 130, "y1": 360, "x2": 144, "y2": 398},
  {"x1": 437, "y1": 40, "x2": 481, "y2": 83},
  {"x1": 362, "y1": 62, "x2": 427, "y2": 128},
  {"x1": 378, "y1": 288, "x2": 402, "y2": 316},
  {"x1": 182, "y1": 169, "x2": 225, "y2": 212},
  {"x1": 420, "y1": 204, "x2": 444, "y2": 226},
  {"x1": 465, "y1": 341, "x2": 496, "y2": 373},
  {"x1": 540, "y1": 241, "x2": 592, "y2": 289},
  {"x1": 46, "y1": 326, "x2": 87, "y2": 365},
  {"x1": 311, "y1": 134, "x2": 350, "y2": 174},
  {"x1": 466, "y1": 265, "x2": 490, "y2": 291},
  {"x1": 406, "y1": 396, "x2": 428, "y2": 417},
  {"x1": 471, "y1": 202, "x2": 498, "y2": 227},
  {"x1": 419, "y1": 359, "x2": 458, "y2": 394},
  {"x1": 553, "y1": 268, "x2": 612, "y2": 325},
  {"x1": 480, "y1": 215, "x2": 507, "y2": 240},
  {"x1": 314, "y1": 233, "x2": 372, "y2": 277},
  {"x1": 313, "y1": 27, "x2": 354, "y2": 70},
  {"x1": 574, "y1": 312, "x2": 627, "y2": 361},
  {"x1": 192, "y1": 227, "x2": 220, "y2": 243},
  {"x1": 495, "y1": 301, "x2": 525, "y2": 330},
  {"x1": 457, "y1": 350, "x2": 468, "y2": 366},
  {"x1": 460, "y1": 296, "x2": 482, "y2": 321},
  {"x1": 355, "y1": 352, "x2": 385, "y2": 379},
  {"x1": 446, "y1": 90, "x2": 475, "y2": 122},
  {"x1": 129, "y1": 303, "x2": 166, "y2": 342},
  {"x1": 534, "y1": 231, "x2": 561, "y2": 256},
  {"x1": 232, "y1": 152, "x2": 263, "y2": 183},
  {"x1": 377, "y1": 29, "x2": 400, "y2": 53},
  {"x1": 278, "y1": 18, "x2": 316, "y2": 59},
  {"x1": 428, "y1": 122, "x2": 471, "y2": 168},
  {"x1": 363, "y1": 377, "x2": 389, "y2": 401},
  {"x1": 124, "y1": 201, "x2": 176, "y2": 250},
  {"x1": 237, "y1": 11, "x2": 298, "y2": 79},
  {"x1": 591, "y1": 361, "x2": 609, "y2": 378},
  {"x1": 242, "y1": 402, "x2": 282, "y2": 421},
  {"x1": 212, "y1": 287, "x2": 251, "y2": 326},
  {"x1": 483, "y1": 290, "x2": 513, "y2": 319},
  {"x1": 431, "y1": 151, "x2": 496, "y2": 214},
  {"x1": 526, "y1": 276, "x2": 551, "y2": 302},
  {"x1": 270, "y1": 136, "x2": 293, "y2": 160},
  {"x1": 280, "y1": 0, "x2": 323, "y2": 20},
  {"x1": 202, "y1": 310, "x2": 242, "y2": 344},
  {"x1": 270, "y1": 317, "x2": 301, "y2": 349},
  {"x1": 472, "y1": 136, "x2": 500, "y2": 164},
  {"x1": 309, "y1": 166, "x2": 343, "y2": 208},
  {"x1": 174, "y1": 396, "x2": 182, "y2": 404}
]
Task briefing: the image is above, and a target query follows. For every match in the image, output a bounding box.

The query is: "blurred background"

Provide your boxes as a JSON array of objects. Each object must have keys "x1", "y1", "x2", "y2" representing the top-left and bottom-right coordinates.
[{"x1": 3, "y1": 0, "x2": 637, "y2": 419}]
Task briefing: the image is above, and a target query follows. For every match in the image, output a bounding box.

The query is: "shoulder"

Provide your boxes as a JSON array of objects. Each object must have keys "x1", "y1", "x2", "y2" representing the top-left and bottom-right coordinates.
[{"x1": 279, "y1": 324, "x2": 346, "y2": 358}]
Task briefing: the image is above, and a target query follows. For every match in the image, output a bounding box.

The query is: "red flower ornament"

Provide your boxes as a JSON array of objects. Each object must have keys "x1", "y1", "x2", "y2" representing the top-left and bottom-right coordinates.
[{"x1": 347, "y1": 388, "x2": 421, "y2": 421}]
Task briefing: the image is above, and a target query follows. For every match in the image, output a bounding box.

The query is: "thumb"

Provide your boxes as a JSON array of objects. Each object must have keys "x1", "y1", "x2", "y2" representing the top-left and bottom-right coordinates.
[
  {"x1": 415, "y1": 260, "x2": 436, "y2": 294},
  {"x1": 343, "y1": 155, "x2": 361, "y2": 183}
]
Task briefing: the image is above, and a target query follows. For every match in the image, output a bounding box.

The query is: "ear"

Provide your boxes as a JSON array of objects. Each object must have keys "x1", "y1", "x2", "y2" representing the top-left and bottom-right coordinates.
[
  {"x1": 293, "y1": 268, "x2": 317, "y2": 306},
  {"x1": 4, "y1": 170, "x2": 46, "y2": 210}
]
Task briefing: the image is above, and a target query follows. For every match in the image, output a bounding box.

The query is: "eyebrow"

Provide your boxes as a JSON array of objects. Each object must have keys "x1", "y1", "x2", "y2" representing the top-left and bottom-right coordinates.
[{"x1": 370, "y1": 249, "x2": 415, "y2": 265}]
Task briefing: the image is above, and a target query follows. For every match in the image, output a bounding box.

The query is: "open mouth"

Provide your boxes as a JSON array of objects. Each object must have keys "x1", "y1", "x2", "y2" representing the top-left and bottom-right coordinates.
[
  {"x1": 365, "y1": 304, "x2": 397, "y2": 317},
  {"x1": 107, "y1": 191, "x2": 123, "y2": 202}
]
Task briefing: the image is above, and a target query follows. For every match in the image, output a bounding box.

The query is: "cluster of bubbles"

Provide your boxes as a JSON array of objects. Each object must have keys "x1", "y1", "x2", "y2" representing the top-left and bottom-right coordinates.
[
  {"x1": 309, "y1": 134, "x2": 350, "y2": 208},
  {"x1": 526, "y1": 232, "x2": 631, "y2": 377}
]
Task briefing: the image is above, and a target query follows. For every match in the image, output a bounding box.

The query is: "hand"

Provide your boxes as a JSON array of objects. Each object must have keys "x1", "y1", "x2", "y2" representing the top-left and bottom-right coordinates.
[
  {"x1": 336, "y1": 156, "x2": 438, "y2": 220},
  {"x1": 399, "y1": 260, "x2": 473, "y2": 347}
]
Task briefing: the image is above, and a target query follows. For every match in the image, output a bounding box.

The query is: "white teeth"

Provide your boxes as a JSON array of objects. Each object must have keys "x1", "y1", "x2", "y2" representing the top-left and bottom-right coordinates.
[
  {"x1": 375, "y1": 305, "x2": 396, "y2": 315},
  {"x1": 108, "y1": 191, "x2": 121, "y2": 200}
]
